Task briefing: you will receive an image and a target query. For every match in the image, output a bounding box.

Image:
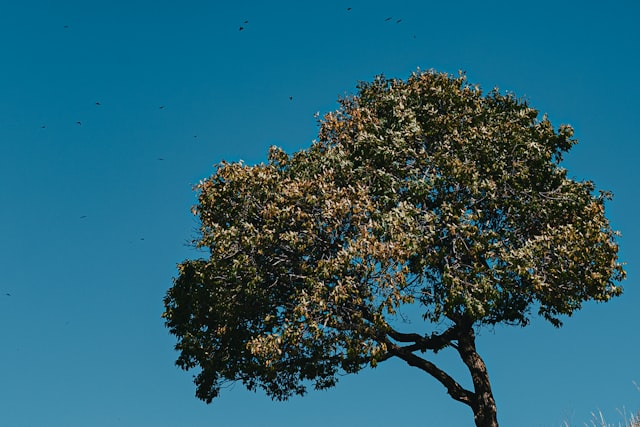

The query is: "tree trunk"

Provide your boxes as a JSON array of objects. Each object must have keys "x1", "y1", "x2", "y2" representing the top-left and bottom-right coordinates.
[{"x1": 457, "y1": 327, "x2": 499, "y2": 427}]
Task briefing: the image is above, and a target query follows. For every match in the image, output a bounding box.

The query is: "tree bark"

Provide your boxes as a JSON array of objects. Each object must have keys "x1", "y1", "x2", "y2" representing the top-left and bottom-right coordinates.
[{"x1": 456, "y1": 326, "x2": 499, "y2": 427}]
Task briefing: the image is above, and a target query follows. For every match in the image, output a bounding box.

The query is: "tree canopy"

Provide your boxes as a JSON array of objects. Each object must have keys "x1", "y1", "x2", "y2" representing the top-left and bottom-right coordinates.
[{"x1": 163, "y1": 70, "x2": 625, "y2": 427}]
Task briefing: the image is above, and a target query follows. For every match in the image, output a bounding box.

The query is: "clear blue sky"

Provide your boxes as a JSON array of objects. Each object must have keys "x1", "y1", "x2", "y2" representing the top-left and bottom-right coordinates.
[{"x1": 1, "y1": 1, "x2": 638, "y2": 426}]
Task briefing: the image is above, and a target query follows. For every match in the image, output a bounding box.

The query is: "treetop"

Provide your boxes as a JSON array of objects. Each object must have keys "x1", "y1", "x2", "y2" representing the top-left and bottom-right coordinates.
[{"x1": 163, "y1": 69, "x2": 625, "y2": 404}]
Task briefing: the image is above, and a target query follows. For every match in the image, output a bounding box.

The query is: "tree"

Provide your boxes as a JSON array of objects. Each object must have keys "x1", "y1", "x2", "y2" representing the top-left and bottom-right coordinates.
[{"x1": 163, "y1": 70, "x2": 625, "y2": 427}]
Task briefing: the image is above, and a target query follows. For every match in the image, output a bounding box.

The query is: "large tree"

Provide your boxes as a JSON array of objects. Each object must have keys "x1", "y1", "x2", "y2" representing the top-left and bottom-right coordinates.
[{"x1": 163, "y1": 70, "x2": 625, "y2": 427}]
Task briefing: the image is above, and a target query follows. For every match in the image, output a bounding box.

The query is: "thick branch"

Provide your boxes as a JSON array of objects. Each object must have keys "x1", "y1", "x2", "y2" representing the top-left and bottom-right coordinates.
[
  {"x1": 385, "y1": 323, "x2": 463, "y2": 353},
  {"x1": 358, "y1": 306, "x2": 463, "y2": 353},
  {"x1": 386, "y1": 342, "x2": 473, "y2": 406}
]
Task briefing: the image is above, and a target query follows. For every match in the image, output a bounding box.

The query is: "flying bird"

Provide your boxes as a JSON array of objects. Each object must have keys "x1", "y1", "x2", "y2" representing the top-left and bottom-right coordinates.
[
  {"x1": 346, "y1": 7, "x2": 352, "y2": 11},
  {"x1": 76, "y1": 121, "x2": 82, "y2": 126},
  {"x1": 384, "y1": 17, "x2": 392, "y2": 21},
  {"x1": 396, "y1": 19, "x2": 402, "y2": 23},
  {"x1": 159, "y1": 106, "x2": 165, "y2": 109},
  {"x1": 289, "y1": 96, "x2": 293, "y2": 101},
  {"x1": 95, "y1": 102, "x2": 101, "y2": 106}
]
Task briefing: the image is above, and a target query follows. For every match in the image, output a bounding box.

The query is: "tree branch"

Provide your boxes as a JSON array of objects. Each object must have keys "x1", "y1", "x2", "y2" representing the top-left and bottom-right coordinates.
[
  {"x1": 385, "y1": 323, "x2": 463, "y2": 353},
  {"x1": 386, "y1": 342, "x2": 474, "y2": 406}
]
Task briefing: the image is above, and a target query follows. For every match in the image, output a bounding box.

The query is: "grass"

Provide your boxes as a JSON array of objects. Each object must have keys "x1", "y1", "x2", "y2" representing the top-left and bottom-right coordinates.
[
  {"x1": 562, "y1": 382, "x2": 640, "y2": 427},
  {"x1": 577, "y1": 409, "x2": 640, "y2": 427}
]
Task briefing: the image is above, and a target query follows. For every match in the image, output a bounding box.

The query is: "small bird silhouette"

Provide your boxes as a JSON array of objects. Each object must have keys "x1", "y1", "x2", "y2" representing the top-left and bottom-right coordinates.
[
  {"x1": 95, "y1": 102, "x2": 101, "y2": 106},
  {"x1": 384, "y1": 17, "x2": 392, "y2": 21},
  {"x1": 396, "y1": 19, "x2": 402, "y2": 23},
  {"x1": 80, "y1": 215, "x2": 87, "y2": 219},
  {"x1": 5, "y1": 293, "x2": 11, "y2": 297},
  {"x1": 346, "y1": 7, "x2": 352, "y2": 11},
  {"x1": 76, "y1": 121, "x2": 82, "y2": 126},
  {"x1": 289, "y1": 96, "x2": 293, "y2": 101},
  {"x1": 159, "y1": 106, "x2": 165, "y2": 109}
]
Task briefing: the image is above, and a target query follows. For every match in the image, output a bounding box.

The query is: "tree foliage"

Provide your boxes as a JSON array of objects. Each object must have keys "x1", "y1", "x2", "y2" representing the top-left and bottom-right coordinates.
[{"x1": 163, "y1": 70, "x2": 625, "y2": 426}]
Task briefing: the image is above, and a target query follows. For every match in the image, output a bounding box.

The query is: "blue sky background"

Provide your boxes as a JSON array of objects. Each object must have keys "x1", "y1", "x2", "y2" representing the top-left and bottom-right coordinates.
[{"x1": 1, "y1": 1, "x2": 638, "y2": 426}]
